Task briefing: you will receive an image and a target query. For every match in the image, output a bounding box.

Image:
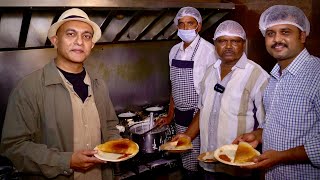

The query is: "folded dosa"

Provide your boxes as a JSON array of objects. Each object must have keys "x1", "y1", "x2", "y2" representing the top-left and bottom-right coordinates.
[
  {"x1": 234, "y1": 142, "x2": 259, "y2": 163},
  {"x1": 176, "y1": 136, "x2": 191, "y2": 148},
  {"x1": 160, "y1": 136, "x2": 192, "y2": 150},
  {"x1": 97, "y1": 139, "x2": 138, "y2": 155}
]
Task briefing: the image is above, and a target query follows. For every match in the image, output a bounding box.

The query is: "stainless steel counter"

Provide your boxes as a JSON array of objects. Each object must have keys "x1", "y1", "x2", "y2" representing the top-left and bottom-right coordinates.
[{"x1": 114, "y1": 152, "x2": 182, "y2": 180}]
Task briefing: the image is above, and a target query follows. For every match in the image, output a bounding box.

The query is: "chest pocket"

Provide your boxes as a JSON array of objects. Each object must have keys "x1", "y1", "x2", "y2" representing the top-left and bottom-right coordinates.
[{"x1": 279, "y1": 91, "x2": 314, "y2": 130}]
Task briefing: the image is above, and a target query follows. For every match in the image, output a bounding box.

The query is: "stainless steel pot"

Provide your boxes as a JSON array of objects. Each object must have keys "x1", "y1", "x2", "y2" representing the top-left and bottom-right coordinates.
[
  {"x1": 117, "y1": 112, "x2": 140, "y2": 126},
  {"x1": 144, "y1": 106, "x2": 164, "y2": 117},
  {"x1": 129, "y1": 121, "x2": 168, "y2": 154}
]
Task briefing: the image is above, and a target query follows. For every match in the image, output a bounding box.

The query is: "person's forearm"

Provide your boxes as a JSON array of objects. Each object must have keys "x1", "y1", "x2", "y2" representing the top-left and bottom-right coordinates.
[
  {"x1": 281, "y1": 145, "x2": 310, "y2": 164},
  {"x1": 166, "y1": 95, "x2": 175, "y2": 120},
  {"x1": 184, "y1": 111, "x2": 200, "y2": 140}
]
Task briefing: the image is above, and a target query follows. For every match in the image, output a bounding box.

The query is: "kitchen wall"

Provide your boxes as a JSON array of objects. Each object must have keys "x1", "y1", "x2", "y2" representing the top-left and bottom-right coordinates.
[{"x1": 0, "y1": 41, "x2": 177, "y2": 137}]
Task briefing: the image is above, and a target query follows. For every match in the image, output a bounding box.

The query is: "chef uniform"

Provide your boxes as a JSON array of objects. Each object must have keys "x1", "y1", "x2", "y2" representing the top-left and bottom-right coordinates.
[{"x1": 170, "y1": 37, "x2": 201, "y2": 172}]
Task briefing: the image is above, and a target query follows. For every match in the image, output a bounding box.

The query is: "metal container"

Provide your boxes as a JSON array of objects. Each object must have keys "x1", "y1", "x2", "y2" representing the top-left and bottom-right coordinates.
[
  {"x1": 144, "y1": 106, "x2": 164, "y2": 117},
  {"x1": 129, "y1": 121, "x2": 168, "y2": 154},
  {"x1": 117, "y1": 112, "x2": 140, "y2": 126}
]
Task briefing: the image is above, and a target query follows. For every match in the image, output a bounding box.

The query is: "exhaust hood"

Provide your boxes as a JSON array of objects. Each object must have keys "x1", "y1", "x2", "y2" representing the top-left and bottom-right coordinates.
[{"x1": 0, "y1": 0, "x2": 235, "y2": 50}]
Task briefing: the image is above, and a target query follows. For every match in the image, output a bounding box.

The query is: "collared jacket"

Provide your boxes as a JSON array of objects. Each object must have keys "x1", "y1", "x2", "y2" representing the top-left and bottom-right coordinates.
[{"x1": 1, "y1": 60, "x2": 120, "y2": 180}]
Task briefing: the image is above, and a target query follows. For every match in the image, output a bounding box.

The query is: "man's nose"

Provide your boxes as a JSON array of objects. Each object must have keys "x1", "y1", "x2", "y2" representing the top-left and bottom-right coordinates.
[
  {"x1": 273, "y1": 33, "x2": 283, "y2": 43},
  {"x1": 74, "y1": 35, "x2": 84, "y2": 45},
  {"x1": 226, "y1": 40, "x2": 232, "y2": 48}
]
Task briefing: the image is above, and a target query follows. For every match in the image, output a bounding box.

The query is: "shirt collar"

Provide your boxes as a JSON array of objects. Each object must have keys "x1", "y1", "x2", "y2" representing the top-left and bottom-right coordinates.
[
  {"x1": 270, "y1": 48, "x2": 309, "y2": 79},
  {"x1": 233, "y1": 53, "x2": 247, "y2": 70},
  {"x1": 179, "y1": 34, "x2": 200, "y2": 51}
]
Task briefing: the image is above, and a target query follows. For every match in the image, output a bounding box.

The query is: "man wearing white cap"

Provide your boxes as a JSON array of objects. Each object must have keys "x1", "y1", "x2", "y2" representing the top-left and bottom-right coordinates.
[
  {"x1": 174, "y1": 20, "x2": 269, "y2": 179},
  {"x1": 234, "y1": 5, "x2": 320, "y2": 179},
  {"x1": 1, "y1": 8, "x2": 120, "y2": 180},
  {"x1": 156, "y1": 7, "x2": 216, "y2": 177}
]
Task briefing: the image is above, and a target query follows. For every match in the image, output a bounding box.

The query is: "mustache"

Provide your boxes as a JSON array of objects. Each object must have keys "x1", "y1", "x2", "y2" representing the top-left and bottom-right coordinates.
[
  {"x1": 271, "y1": 43, "x2": 288, "y2": 49},
  {"x1": 222, "y1": 50, "x2": 234, "y2": 54}
]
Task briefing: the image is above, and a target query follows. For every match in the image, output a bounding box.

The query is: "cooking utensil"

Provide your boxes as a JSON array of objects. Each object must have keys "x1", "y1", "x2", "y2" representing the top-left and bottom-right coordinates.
[
  {"x1": 141, "y1": 124, "x2": 160, "y2": 135},
  {"x1": 144, "y1": 106, "x2": 164, "y2": 117},
  {"x1": 117, "y1": 111, "x2": 141, "y2": 126},
  {"x1": 149, "y1": 112, "x2": 154, "y2": 128},
  {"x1": 129, "y1": 121, "x2": 168, "y2": 154}
]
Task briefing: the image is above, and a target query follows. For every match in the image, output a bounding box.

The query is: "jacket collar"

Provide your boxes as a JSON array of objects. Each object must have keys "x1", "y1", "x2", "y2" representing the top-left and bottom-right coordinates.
[{"x1": 43, "y1": 59, "x2": 99, "y2": 86}]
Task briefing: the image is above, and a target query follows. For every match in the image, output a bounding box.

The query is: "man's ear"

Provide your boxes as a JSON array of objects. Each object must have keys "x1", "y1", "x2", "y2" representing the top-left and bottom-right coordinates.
[
  {"x1": 196, "y1": 23, "x2": 202, "y2": 33},
  {"x1": 300, "y1": 31, "x2": 307, "y2": 44},
  {"x1": 50, "y1": 36, "x2": 58, "y2": 49}
]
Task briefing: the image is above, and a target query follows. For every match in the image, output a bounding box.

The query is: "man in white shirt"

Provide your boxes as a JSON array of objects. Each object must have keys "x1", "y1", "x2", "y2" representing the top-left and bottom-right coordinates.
[
  {"x1": 156, "y1": 6, "x2": 216, "y2": 178},
  {"x1": 173, "y1": 20, "x2": 269, "y2": 179}
]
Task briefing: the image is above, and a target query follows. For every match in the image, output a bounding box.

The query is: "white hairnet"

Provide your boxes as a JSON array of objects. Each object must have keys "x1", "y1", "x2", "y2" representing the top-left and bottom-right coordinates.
[
  {"x1": 213, "y1": 20, "x2": 246, "y2": 40},
  {"x1": 259, "y1": 5, "x2": 310, "y2": 36},
  {"x1": 174, "y1": 7, "x2": 202, "y2": 25}
]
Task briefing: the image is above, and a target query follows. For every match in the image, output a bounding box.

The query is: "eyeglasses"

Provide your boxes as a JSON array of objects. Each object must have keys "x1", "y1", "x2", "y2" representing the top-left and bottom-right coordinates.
[{"x1": 215, "y1": 39, "x2": 244, "y2": 46}]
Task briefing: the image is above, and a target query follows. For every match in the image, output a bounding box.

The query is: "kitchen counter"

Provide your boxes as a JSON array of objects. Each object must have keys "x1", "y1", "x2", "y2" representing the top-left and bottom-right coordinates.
[{"x1": 114, "y1": 153, "x2": 182, "y2": 180}]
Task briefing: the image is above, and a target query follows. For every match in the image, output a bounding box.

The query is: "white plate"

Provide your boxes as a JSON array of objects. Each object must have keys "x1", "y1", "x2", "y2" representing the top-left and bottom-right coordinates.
[
  {"x1": 94, "y1": 143, "x2": 139, "y2": 162},
  {"x1": 118, "y1": 112, "x2": 136, "y2": 118},
  {"x1": 213, "y1": 144, "x2": 260, "y2": 166},
  {"x1": 198, "y1": 151, "x2": 217, "y2": 163}
]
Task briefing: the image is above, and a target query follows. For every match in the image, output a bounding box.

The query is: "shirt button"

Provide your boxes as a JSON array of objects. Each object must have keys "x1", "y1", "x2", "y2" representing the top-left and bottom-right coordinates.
[
  {"x1": 63, "y1": 170, "x2": 69, "y2": 175},
  {"x1": 87, "y1": 144, "x2": 89, "y2": 147}
]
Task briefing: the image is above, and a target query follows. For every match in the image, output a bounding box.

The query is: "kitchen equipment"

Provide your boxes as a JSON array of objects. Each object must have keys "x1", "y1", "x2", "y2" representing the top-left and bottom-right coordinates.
[
  {"x1": 141, "y1": 124, "x2": 160, "y2": 135},
  {"x1": 129, "y1": 121, "x2": 168, "y2": 154},
  {"x1": 117, "y1": 112, "x2": 140, "y2": 126},
  {"x1": 149, "y1": 112, "x2": 154, "y2": 128},
  {"x1": 144, "y1": 106, "x2": 164, "y2": 117}
]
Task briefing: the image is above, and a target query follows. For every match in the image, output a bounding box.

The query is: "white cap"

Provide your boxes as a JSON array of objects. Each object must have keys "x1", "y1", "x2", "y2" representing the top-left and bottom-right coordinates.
[
  {"x1": 259, "y1": 5, "x2": 310, "y2": 37},
  {"x1": 48, "y1": 8, "x2": 101, "y2": 43},
  {"x1": 174, "y1": 7, "x2": 202, "y2": 25},
  {"x1": 213, "y1": 20, "x2": 246, "y2": 40}
]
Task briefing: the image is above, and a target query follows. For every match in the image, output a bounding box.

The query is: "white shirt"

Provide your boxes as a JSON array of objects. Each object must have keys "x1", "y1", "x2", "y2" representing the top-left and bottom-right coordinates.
[
  {"x1": 198, "y1": 53, "x2": 270, "y2": 153},
  {"x1": 169, "y1": 35, "x2": 217, "y2": 94}
]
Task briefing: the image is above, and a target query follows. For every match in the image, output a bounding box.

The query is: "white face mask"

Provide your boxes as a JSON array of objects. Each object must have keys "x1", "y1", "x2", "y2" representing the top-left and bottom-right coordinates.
[{"x1": 177, "y1": 28, "x2": 198, "y2": 43}]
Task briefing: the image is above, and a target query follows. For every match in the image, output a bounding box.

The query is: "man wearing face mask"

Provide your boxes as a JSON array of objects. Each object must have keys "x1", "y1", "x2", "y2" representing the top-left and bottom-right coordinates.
[{"x1": 156, "y1": 7, "x2": 216, "y2": 178}]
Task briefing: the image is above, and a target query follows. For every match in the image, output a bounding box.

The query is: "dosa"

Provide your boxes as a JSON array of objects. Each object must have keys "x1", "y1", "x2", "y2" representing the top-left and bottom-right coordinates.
[
  {"x1": 160, "y1": 136, "x2": 192, "y2": 150},
  {"x1": 234, "y1": 142, "x2": 259, "y2": 163},
  {"x1": 176, "y1": 136, "x2": 191, "y2": 148},
  {"x1": 97, "y1": 139, "x2": 138, "y2": 155}
]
